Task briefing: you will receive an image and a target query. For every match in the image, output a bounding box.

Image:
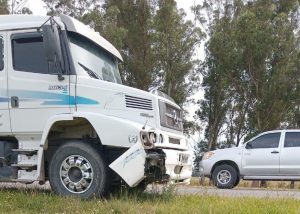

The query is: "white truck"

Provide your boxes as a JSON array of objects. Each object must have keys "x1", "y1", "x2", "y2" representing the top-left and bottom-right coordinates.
[{"x1": 0, "y1": 15, "x2": 192, "y2": 198}]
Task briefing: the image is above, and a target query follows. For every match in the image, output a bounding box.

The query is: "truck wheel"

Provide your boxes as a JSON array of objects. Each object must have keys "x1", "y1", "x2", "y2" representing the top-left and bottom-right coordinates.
[
  {"x1": 212, "y1": 164, "x2": 237, "y2": 189},
  {"x1": 49, "y1": 141, "x2": 108, "y2": 198}
]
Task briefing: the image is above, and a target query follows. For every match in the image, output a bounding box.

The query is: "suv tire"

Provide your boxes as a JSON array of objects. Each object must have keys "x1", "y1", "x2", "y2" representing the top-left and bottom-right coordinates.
[{"x1": 212, "y1": 164, "x2": 238, "y2": 189}]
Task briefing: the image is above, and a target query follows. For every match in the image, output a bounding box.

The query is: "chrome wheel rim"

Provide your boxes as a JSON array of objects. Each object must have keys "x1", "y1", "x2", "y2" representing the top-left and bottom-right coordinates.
[
  {"x1": 60, "y1": 155, "x2": 93, "y2": 194},
  {"x1": 217, "y1": 170, "x2": 231, "y2": 185}
]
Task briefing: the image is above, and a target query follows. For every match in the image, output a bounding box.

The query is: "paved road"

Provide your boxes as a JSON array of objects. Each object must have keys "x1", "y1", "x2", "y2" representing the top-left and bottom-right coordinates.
[
  {"x1": 175, "y1": 186, "x2": 300, "y2": 199},
  {"x1": 1, "y1": 182, "x2": 300, "y2": 199}
]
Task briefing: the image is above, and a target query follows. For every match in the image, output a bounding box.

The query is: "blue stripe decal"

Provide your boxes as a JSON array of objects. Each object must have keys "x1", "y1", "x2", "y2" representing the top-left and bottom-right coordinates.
[
  {"x1": 0, "y1": 97, "x2": 9, "y2": 102},
  {"x1": 0, "y1": 90, "x2": 99, "y2": 105}
]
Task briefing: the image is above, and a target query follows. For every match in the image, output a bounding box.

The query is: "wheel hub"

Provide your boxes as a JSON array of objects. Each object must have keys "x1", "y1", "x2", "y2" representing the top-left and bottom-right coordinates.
[
  {"x1": 68, "y1": 167, "x2": 83, "y2": 182},
  {"x1": 60, "y1": 155, "x2": 94, "y2": 194},
  {"x1": 217, "y1": 170, "x2": 231, "y2": 185}
]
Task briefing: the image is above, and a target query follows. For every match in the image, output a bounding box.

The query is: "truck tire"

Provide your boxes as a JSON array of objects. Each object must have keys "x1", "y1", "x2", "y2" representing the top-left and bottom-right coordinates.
[
  {"x1": 212, "y1": 164, "x2": 237, "y2": 189},
  {"x1": 48, "y1": 141, "x2": 109, "y2": 198}
]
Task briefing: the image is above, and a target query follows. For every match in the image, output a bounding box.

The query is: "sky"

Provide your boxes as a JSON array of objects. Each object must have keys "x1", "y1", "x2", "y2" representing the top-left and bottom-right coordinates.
[{"x1": 26, "y1": 0, "x2": 46, "y2": 15}]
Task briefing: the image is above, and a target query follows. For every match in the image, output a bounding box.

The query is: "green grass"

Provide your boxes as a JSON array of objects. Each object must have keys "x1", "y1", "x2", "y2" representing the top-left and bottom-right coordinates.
[{"x1": 0, "y1": 187, "x2": 299, "y2": 214}]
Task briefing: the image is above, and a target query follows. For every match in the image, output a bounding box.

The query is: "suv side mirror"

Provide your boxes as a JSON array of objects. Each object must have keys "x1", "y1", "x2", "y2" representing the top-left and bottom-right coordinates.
[
  {"x1": 41, "y1": 24, "x2": 65, "y2": 81},
  {"x1": 245, "y1": 142, "x2": 252, "y2": 149}
]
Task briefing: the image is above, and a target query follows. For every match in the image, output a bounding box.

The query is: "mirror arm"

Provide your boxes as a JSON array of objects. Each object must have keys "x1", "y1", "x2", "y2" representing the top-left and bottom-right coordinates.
[
  {"x1": 38, "y1": 16, "x2": 61, "y2": 32},
  {"x1": 54, "y1": 54, "x2": 65, "y2": 81}
]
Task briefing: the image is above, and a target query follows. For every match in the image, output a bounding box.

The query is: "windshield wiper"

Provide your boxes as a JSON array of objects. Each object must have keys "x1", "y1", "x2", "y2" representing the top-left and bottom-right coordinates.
[{"x1": 78, "y1": 62, "x2": 102, "y2": 80}]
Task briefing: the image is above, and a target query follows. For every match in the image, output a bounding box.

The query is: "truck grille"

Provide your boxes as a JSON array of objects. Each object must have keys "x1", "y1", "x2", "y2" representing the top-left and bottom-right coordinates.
[
  {"x1": 125, "y1": 95, "x2": 153, "y2": 110},
  {"x1": 169, "y1": 137, "x2": 180, "y2": 145},
  {"x1": 159, "y1": 101, "x2": 183, "y2": 131}
]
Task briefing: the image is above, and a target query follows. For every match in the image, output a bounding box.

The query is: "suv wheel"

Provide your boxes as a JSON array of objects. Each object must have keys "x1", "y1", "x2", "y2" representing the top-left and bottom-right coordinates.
[{"x1": 212, "y1": 164, "x2": 237, "y2": 189}]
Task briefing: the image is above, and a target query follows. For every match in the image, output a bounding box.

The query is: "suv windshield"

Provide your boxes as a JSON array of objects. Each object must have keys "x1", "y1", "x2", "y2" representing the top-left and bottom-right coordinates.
[{"x1": 68, "y1": 32, "x2": 122, "y2": 84}]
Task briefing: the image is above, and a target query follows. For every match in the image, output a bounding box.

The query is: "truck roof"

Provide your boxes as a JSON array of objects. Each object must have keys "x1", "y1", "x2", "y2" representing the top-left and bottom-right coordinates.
[{"x1": 0, "y1": 14, "x2": 123, "y2": 61}]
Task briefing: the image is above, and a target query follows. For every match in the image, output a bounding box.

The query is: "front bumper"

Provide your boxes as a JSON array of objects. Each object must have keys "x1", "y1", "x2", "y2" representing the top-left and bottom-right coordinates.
[
  {"x1": 199, "y1": 159, "x2": 214, "y2": 177},
  {"x1": 109, "y1": 142, "x2": 192, "y2": 187}
]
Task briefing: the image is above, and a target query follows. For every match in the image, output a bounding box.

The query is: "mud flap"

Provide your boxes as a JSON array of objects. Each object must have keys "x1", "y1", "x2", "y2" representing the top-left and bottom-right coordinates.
[{"x1": 109, "y1": 143, "x2": 146, "y2": 187}]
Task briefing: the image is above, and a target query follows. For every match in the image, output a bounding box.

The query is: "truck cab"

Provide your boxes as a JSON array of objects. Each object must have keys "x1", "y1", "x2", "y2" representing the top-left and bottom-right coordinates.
[
  {"x1": 199, "y1": 129, "x2": 300, "y2": 189},
  {"x1": 0, "y1": 15, "x2": 192, "y2": 198}
]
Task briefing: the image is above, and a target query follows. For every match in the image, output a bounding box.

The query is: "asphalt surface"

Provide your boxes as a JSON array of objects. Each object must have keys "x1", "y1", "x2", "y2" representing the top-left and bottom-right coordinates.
[
  {"x1": 1, "y1": 182, "x2": 300, "y2": 199},
  {"x1": 176, "y1": 186, "x2": 300, "y2": 199}
]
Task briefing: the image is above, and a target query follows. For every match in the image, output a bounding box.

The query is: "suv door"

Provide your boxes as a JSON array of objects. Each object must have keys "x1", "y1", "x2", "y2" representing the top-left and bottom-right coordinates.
[
  {"x1": 0, "y1": 33, "x2": 11, "y2": 134},
  {"x1": 280, "y1": 132, "x2": 300, "y2": 175},
  {"x1": 241, "y1": 132, "x2": 281, "y2": 176},
  {"x1": 7, "y1": 30, "x2": 71, "y2": 134}
]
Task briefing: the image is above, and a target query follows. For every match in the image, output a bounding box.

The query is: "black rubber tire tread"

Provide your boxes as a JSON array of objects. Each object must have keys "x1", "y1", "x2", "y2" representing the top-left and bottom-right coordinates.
[
  {"x1": 212, "y1": 164, "x2": 237, "y2": 189},
  {"x1": 48, "y1": 141, "x2": 109, "y2": 198},
  {"x1": 234, "y1": 177, "x2": 240, "y2": 187}
]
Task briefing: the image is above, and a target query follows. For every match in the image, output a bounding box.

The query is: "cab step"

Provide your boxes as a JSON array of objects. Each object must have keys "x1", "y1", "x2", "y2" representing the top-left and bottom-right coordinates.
[
  {"x1": 11, "y1": 170, "x2": 37, "y2": 182},
  {"x1": 12, "y1": 149, "x2": 38, "y2": 155},
  {"x1": 11, "y1": 163, "x2": 37, "y2": 169}
]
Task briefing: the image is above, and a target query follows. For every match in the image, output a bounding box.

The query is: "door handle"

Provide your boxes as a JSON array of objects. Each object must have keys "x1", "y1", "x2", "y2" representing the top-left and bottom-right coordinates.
[
  {"x1": 271, "y1": 150, "x2": 279, "y2": 154},
  {"x1": 11, "y1": 96, "x2": 19, "y2": 108}
]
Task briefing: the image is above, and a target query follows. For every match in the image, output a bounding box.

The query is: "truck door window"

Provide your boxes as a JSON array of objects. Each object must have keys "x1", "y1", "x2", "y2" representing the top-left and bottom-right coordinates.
[
  {"x1": 12, "y1": 33, "x2": 48, "y2": 74},
  {"x1": 249, "y1": 133, "x2": 280, "y2": 149},
  {"x1": 0, "y1": 36, "x2": 3, "y2": 71},
  {"x1": 284, "y1": 132, "x2": 300, "y2": 148}
]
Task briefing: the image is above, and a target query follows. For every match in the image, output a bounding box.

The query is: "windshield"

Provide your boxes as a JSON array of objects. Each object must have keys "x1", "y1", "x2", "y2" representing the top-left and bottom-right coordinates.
[{"x1": 68, "y1": 32, "x2": 122, "y2": 84}]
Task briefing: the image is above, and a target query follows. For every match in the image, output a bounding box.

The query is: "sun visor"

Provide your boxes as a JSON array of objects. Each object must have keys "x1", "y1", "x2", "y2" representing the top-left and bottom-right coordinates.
[{"x1": 60, "y1": 14, "x2": 123, "y2": 62}]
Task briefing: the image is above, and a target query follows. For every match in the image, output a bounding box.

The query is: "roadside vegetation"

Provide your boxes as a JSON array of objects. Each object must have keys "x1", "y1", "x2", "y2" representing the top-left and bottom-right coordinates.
[{"x1": 0, "y1": 186, "x2": 299, "y2": 214}]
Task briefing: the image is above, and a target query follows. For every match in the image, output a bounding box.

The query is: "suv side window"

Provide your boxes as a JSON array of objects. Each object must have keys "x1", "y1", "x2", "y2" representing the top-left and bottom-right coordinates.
[
  {"x1": 248, "y1": 133, "x2": 280, "y2": 149},
  {"x1": 284, "y1": 132, "x2": 300, "y2": 148},
  {"x1": 12, "y1": 33, "x2": 48, "y2": 74},
  {"x1": 0, "y1": 36, "x2": 3, "y2": 71}
]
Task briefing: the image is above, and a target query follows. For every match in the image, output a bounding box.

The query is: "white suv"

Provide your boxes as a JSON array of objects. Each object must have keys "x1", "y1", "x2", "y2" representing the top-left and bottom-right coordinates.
[{"x1": 199, "y1": 130, "x2": 300, "y2": 188}]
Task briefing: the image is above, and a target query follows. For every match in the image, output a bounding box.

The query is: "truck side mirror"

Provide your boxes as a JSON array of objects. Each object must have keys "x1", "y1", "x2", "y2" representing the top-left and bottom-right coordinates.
[{"x1": 41, "y1": 24, "x2": 65, "y2": 81}]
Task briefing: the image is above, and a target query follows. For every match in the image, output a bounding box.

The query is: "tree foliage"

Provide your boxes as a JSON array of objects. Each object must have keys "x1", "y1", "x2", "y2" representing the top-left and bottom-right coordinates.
[
  {"x1": 43, "y1": 0, "x2": 99, "y2": 17},
  {"x1": 10, "y1": 0, "x2": 32, "y2": 14},
  {"x1": 153, "y1": 0, "x2": 203, "y2": 105},
  {"x1": 0, "y1": 0, "x2": 9, "y2": 14},
  {"x1": 194, "y1": 0, "x2": 300, "y2": 154},
  {"x1": 0, "y1": 0, "x2": 32, "y2": 14}
]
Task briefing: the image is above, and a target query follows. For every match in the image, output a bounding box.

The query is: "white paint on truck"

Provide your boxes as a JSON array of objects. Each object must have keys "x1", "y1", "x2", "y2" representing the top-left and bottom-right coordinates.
[{"x1": 0, "y1": 14, "x2": 192, "y2": 198}]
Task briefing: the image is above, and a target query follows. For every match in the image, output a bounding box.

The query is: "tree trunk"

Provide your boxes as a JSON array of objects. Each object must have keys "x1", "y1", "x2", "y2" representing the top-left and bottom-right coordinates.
[{"x1": 290, "y1": 181, "x2": 295, "y2": 189}]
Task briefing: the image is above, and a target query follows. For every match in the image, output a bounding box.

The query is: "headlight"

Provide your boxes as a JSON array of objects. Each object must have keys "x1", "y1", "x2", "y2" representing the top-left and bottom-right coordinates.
[
  {"x1": 202, "y1": 151, "x2": 215, "y2": 160},
  {"x1": 140, "y1": 131, "x2": 156, "y2": 149}
]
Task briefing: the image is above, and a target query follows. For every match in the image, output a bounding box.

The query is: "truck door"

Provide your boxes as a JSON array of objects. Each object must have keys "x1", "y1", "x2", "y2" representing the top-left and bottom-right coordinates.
[
  {"x1": 7, "y1": 30, "x2": 71, "y2": 134},
  {"x1": 241, "y1": 132, "x2": 281, "y2": 176},
  {"x1": 0, "y1": 33, "x2": 11, "y2": 134},
  {"x1": 280, "y1": 132, "x2": 300, "y2": 175}
]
